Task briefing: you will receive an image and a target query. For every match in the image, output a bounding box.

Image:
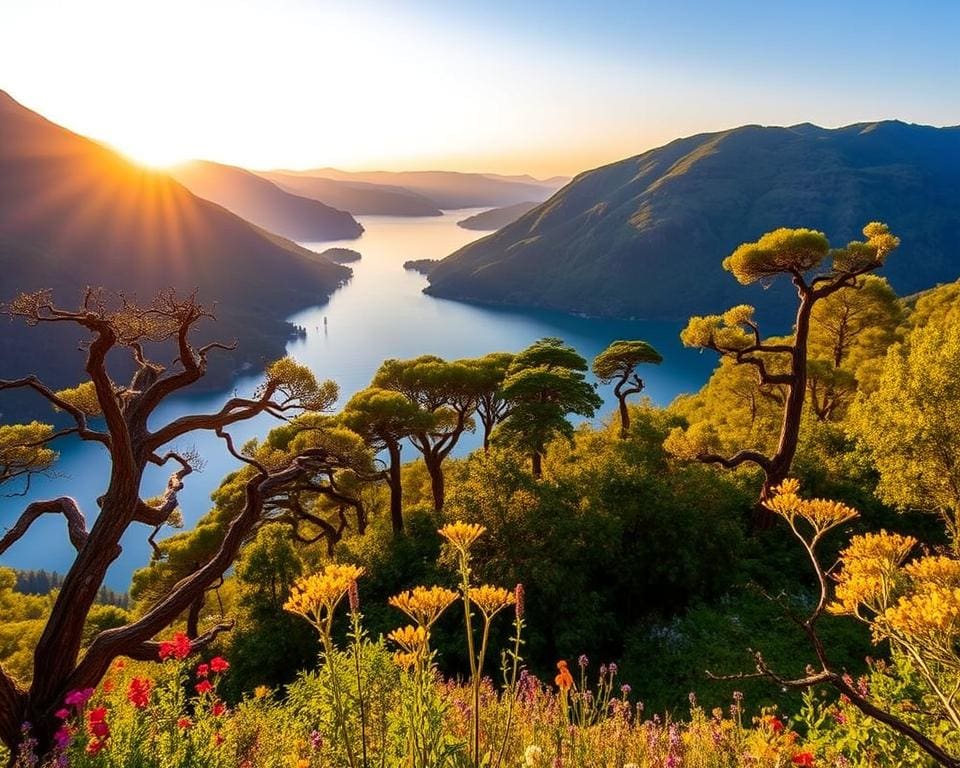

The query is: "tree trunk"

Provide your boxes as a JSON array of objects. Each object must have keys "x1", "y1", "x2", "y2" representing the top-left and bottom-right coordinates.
[
  {"x1": 617, "y1": 394, "x2": 630, "y2": 438},
  {"x1": 424, "y1": 454, "x2": 445, "y2": 512},
  {"x1": 387, "y1": 441, "x2": 404, "y2": 533},
  {"x1": 531, "y1": 451, "x2": 542, "y2": 478},
  {"x1": 756, "y1": 291, "x2": 814, "y2": 527}
]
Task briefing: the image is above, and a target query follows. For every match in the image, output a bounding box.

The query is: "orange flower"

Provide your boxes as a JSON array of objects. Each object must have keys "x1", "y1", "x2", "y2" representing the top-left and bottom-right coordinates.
[
  {"x1": 792, "y1": 752, "x2": 815, "y2": 767},
  {"x1": 555, "y1": 660, "x2": 573, "y2": 691}
]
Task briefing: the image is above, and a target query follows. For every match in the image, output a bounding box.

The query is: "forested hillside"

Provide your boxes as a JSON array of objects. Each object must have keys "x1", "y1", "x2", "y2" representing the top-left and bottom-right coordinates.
[
  {"x1": 3, "y1": 223, "x2": 959, "y2": 766},
  {"x1": 427, "y1": 121, "x2": 960, "y2": 321}
]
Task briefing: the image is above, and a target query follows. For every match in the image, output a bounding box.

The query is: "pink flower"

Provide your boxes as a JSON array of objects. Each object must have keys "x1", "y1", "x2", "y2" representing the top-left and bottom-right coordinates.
[
  {"x1": 54, "y1": 725, "x2": 72, "y2": 749},
  {"x1": 55, "y1": 709, "x2": 70, "y2": 720},
  {"x1": 65, "y1": 688, "x2": 95, "y2": 707}
]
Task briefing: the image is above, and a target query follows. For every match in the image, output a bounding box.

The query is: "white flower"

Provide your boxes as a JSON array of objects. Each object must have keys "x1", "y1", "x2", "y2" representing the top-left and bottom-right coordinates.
[{"x1": 524, "y1": 744, "x2": 543, "y2": 766}]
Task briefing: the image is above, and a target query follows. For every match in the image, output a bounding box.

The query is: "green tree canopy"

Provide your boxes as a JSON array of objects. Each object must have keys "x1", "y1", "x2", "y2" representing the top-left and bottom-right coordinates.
[
  {"x1": 341, "y1": 387, "x2": 436, "y2": 532},
  {"x1": 592, "y1": 340, "x2": 662, "y2": 436},
  {"x1": 850, "y1": 300, "x2": 960, "y2": 545},
  {"x1": 497, "y1": 339, "x2": 602, "y2": 477}
]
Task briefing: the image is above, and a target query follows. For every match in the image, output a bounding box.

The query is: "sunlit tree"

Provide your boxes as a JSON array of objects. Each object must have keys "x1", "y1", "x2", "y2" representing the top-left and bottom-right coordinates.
[
  {"x1": 592, "y1": 340, "x2": 662, "y2": 436},
  {"x1": 665, "y1": 223, "x2": 900, "y2": 509},
  {"x1": 850, "y1": 297, "x2": 960, "y2": 547}
]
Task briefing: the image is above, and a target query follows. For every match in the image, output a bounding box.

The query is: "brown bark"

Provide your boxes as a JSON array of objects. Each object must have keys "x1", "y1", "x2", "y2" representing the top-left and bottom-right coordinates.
[{"x1": 0, "y1": 290, "x2": 345, "y2": 760}]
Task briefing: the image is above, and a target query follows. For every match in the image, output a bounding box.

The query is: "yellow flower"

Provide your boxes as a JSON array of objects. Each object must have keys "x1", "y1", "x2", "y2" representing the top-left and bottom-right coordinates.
[
  {"x1": 829, "y1": 531, "x2": 916, "y2": 618},
  {"x1": 392, "y1": 651, "x2": 419, "y2": 670},
  {"x1": 284, "y1": 563, "x2": 365, "y2": 628},
  {"x1": 884, "y1": 586, "x2": 960, "y2": 642},
  {"x1": 438, "y1": 521, "x2": 486, "y2": 552},
  {"x1": 905, "y1": 555, "x2": 960, "y2": 590},
  {"x1": 389, "y1": 586, "x2": 458, "y2": 627},
  {"x1": 469, "y1": 584, "x2": 515, "y2": 618},
  {"x1": 387, "y1": 624, "x2": 428, "y2": 654},
  {"x1": 296, "y1": 760, "x2": 310, "y2": 768},
  {"x1": 253, "y1": 685, "x2": 271, "y2": 699},
  {"x1": 764, "y1": 480, "x2": 858, "y2": 535}
]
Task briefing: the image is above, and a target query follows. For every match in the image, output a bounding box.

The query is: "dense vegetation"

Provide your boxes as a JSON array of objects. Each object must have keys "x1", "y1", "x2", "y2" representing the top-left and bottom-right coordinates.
[
  {"x1": 1, "y1": 221, "x2": 959, "y2": 765},
  {"x1": 426, "y1": 121, "x2": 960, "y2": 321}
]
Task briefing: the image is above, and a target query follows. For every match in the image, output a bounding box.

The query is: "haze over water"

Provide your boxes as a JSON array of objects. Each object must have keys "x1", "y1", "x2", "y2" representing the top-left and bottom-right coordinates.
[{"x1": 0, "y1": 210, "x2": 715, "y2": 588}]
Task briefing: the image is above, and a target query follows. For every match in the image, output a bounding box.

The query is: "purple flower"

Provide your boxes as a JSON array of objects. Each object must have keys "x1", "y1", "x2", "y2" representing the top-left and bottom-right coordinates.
[
  {"x1": 578, "y1": 654, "x2": 589, "y2": 669},
  {"x1": 608, "y1": 662, "x2": 618, "y2": 676},
  {"x1": 620, "y1": 683, "x2": 632, "y2": 696},
  {"x1": 310, "y1": 730, "x2": 323, "y2": 751}
]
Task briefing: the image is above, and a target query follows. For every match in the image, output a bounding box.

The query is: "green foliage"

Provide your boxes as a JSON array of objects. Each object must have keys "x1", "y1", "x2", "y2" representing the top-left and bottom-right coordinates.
[
  {"x1": 592, "y1": 340, "x2": 663, "y2": 383},
  {"x1": 223, "y1": 525, "x2": 318, "y2": 700},
  {"x1": 0, "y1": 421, "x2": 57, "y2": 486},
  {"x1": 496, "y1": 338, "x2": 601, "y2": 470},
  {"x1": 54, "y1": 380, "x2": 102, "y2": 416},
  {"x1": 850, "y1": 299, "x2": 960, "y2": 542},
  {"x1": 723, "y1": 227, "x2": 830, "y2": 284}
]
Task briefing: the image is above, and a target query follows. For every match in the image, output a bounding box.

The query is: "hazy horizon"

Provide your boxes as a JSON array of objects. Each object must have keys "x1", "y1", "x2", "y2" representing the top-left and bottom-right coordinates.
[{"x1": 2, "y1": 0, "x2": 959, "y2": 176}]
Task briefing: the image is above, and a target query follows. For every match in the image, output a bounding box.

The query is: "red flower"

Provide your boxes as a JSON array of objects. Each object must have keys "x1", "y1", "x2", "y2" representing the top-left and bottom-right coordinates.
[
  {"x1": 196, "y1": 663, "x2": 210, "y2": 679},
  {"x1": 767, "y1": 716, "x2": 784, "y2": 733},
  {"x1": 195, "y1": 680, "x2": 213, "y2": 695},
  {"x1": 126, "y1": 677, "x2": 152, "y2": 709},
  {"x1": 209, "y1": 656, "x2": 230, "y2": 674},
  {"x1": 113, "y1": 659, "x2": 126, "y2": 671},
  {"x1": 87, "y1": 707, "x2": 110, "y2": 740},
  {"x1": 213, "y1": 732, "x2": 224, "y2": 747},
  {"x1": 212, "y1": 701, "x2": 226, "y2": 717},
  {"x1": 86, "y1": 737, "x2": 107, "y2": 755},
  {"x1": 177, "y1": 717, "x2": 192, "y2": 730},
  {"x1": 102, "y1": 679, "x2": 115, "y2": 694},
  {"x1": 159, "y1": 632, "x2": 192, "y2": 661},
  {"x1": 792, "y1": 752, "x2": 815, "y2": 767}
]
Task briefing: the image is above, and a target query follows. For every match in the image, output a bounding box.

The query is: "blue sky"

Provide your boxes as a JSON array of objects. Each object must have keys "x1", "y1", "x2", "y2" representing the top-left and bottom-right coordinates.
[{"x1": 1, "y1": 0, "x2": 957, "y2": 174}]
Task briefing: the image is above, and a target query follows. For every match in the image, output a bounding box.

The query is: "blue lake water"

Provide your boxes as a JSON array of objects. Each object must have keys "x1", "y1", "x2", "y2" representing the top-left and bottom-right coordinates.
[{"x1": 0, "y1": 210, "x2": 717, "y2": 589}]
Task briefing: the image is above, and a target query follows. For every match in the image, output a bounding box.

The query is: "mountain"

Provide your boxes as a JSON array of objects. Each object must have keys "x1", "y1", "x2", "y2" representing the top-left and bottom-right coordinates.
[
  {"x1": 259, "y1": 171, "x2": 443, "y2": 216},
  {"x1": 426, "y1": 121, "x2": 960, "y2": 321},
  {"x1": 290, "y1": 168, "x2": 566, "y2": 209},
  {"x1": 169, "y1": 160, "x2": 363, "y2": 242},
  {"x1": 457, "y1": 201, "x2": 540, "y2": 231},
  {"x1": 0, "y1": 89, "x2": 351, "y2": 412}
]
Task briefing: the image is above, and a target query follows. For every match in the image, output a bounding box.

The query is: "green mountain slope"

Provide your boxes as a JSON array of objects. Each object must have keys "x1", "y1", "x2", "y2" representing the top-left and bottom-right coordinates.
[
  {"x1": 170, "y1": 160, "x2": 363, "y2": 242},
  {"x1": 426, "y1": 121, "x2": 960, "y2": 320},
  {"x1": 0, "y1": 90, "x2": 351, "y2": 409}
]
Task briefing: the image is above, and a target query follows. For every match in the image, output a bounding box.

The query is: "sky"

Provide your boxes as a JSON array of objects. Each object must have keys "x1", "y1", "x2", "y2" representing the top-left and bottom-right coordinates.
[{"x1": 2, "y1": 0, "x2": 958, "y2": 176}]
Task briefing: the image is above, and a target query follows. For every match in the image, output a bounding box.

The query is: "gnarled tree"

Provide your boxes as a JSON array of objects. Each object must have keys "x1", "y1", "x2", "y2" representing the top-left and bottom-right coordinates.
[
  {"x1": 665, "y1": 223, "x2": 900, "y2": 509},
  {"x1": 0, "y1": 289, "x2": 350, "y2": 761},
  {"x1": 592, "y1": 340, "x2": 662, "y2": 436}
]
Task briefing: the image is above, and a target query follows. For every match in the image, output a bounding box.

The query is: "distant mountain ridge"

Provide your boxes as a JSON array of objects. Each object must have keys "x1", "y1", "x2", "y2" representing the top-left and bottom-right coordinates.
[
  {"x1": 457, "y1": 201, "x2": 540, "y2": 231},
  {"x1": 292, "y1": 168, "x2": 567, "y2": 209},
  {"x1": 259, "y1": 171, "x2": 444, "y2": 216},
  {"x1": 0, "y1": 89, "x2": 351, "y2": 411},
  {"x1": 426, "y1": 121, "x2": 960, "y2": 320},
  {"x1": 170, "y1": 160, "x2": 363, "y2": 242}
]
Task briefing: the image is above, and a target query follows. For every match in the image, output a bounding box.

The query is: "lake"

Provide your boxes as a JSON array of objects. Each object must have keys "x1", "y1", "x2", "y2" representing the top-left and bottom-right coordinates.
[{"x1": 0, "y1": 210, "x2": 717, "y2": 589}]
